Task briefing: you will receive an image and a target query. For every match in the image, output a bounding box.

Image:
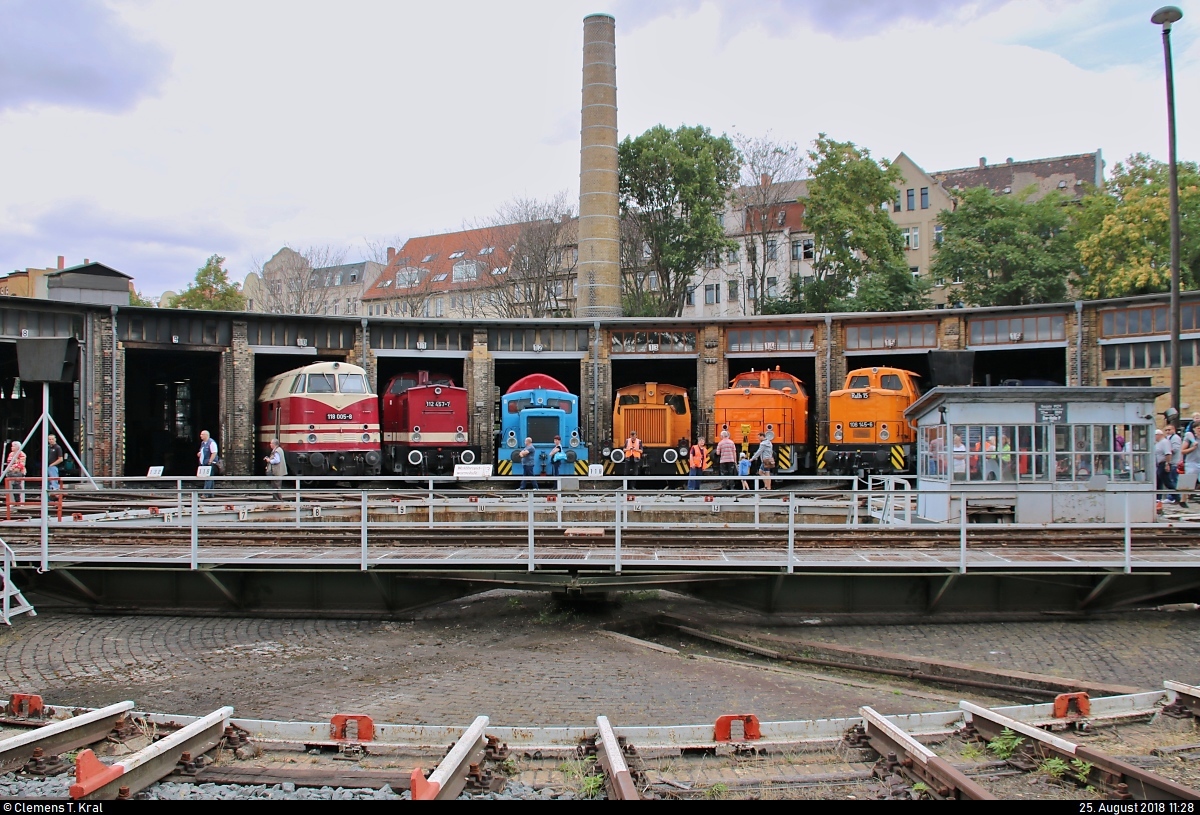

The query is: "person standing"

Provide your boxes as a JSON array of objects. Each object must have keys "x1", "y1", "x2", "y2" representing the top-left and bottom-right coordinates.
[
  {"x1": 46, "y1": 433, "x2": 64, "y2": 491},
  {"x1": 1182, "y1": 421, "x2": 1199, "y2": 509},
  {"x1": 516, "y1": 436, "x2": 538, "y2": 490},
  {"x1": 952, "y1": 433, "x2": 967, "y2": 481},
  {"x1": 737, "y1": 452, "x2": 751, "y2": 490},
  {"x1": 264, "y1": 438, "x2": 286, "y2": 500},
  {"x1": 716, "y1": 430, "x2": 737, "y2": 490},
  {"x1": 622, "y1": 429, "x2": 643, "y2": 479},
  {"x1": 4, "y1": 441, "x2": 26, "y2": 504},
  {"x1": 749, "y1": 431, "x2": 774, "y2": 490},
  {"x1": 1155, "y1": 428, "x2": 1173, "y2": 504},
  {"x1": 687, "y1": 436, "x2": 707, "y2": 491},
  {"x1": 549, "y1": 435, "x2": 565, "y2": 479},
  {"x1": 1168, "y1": 423, "x2": 1183, "y2": 504},
  {"x1": 198, "y1": 429, "x2": 218, "y2": 497}
]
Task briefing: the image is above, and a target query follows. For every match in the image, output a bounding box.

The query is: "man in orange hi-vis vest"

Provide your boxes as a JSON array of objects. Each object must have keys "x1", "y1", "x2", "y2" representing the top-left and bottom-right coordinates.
[
  {"x1": 623, "y1": 429, "x2": 643, "y2": 478},
  {"x1": 687, "y1": 435, "x2": 706, "y2": 490}
]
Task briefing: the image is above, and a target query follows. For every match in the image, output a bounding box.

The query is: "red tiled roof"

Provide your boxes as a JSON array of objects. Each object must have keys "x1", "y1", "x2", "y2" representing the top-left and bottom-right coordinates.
[{"x1": 931, "y1": 152, "x2": 1103, "y2": 201}]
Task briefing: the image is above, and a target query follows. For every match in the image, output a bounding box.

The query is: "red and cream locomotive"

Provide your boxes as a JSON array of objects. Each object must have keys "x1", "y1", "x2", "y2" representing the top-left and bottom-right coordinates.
[{"x1": 257, "y1": 361, "x2": 382, "y2": 477}]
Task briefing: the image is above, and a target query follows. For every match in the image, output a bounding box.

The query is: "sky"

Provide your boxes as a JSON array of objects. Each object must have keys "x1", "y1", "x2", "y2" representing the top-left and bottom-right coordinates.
[{"x1": 1, "y1": 0, "x2": 1197, "y2": 297}]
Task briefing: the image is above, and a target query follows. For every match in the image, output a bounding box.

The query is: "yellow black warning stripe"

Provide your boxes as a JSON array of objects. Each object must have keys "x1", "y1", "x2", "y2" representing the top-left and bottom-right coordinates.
[
  {"x1": 775, "y1": 444, "x2": 792, "y2": 472},
  {"x1": 816, "y1": 444, "x2": 828, "y2": 470},
  {"x1": 890, "y1": 445, "x2": 906, "y2": 471},
  {"x1": 574, "y1": 459, "x2": 590, "y2": 476},
  {"x1": 497, "y1": 459, "x2": 512, "y2": 476}
]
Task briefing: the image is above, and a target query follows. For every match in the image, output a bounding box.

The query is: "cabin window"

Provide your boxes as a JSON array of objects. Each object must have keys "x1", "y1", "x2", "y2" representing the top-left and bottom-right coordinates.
[
  {"x1": 289, "y1": 375, "x2": 304, "y2": 394},
  {"x1": 880, "y1": 374, "x2": 903, "y2": 391},
  {"x1": 307, "y1": 374, "x2": 335, "y2": 394},
  {"x1": 618, "y1": 395, "x2": 640, "y2": 405},
  {"x1": 769, "y1": 377, "x2": 794, "y2": 392},
  {"x1": 665, "y1": 394, "x2": 688, "y2": 415},
  {"x1": 848, "y1": 375, "x2": 870, "y2": 389},
  {"x1": 338, "y1": 374, "x2": 367, "y2": 393},
  {"x1": 734, "y1": 378, "x2": 758, "y2": 389},
  {"x1": 507, "y1": 398, "x2": 534, "y2": 414},
  {"x1": 389, "y1": 377, "x2": 418, "y2": 395}
]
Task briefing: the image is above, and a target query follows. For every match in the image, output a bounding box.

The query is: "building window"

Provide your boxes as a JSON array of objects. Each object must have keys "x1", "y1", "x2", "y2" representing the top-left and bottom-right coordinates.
[
  {"x1": 894, "y1": 193, "x2": 901, "y2": 212},
  {"x1": 451, "y1": 261, "x2": 478, "y2": 283},
  {"x1": 902, "y1": 228, "x2": 911, "y2": 250},
  {"x1": 716, "y1": 213, "x2": 725, "y2": 229},
  {"x1": 747, "y1": 280, "x2": 757, "y2": 301},
  {"x1": 478, "y1": 246, "x2": 494, "y2": 255},
  {"x1": 935, "y1": 276, "x2": 946, "y2": 287},
  {"x1": 1100, "y1": 305, "x2": 1182, "y2": 337},
  {"x1": 911, "y1": 227, "x2": 919, "y2": 250},
  {"x1": 920, "y1": 187, "x2": 929, "y2": 209},
  {"x1": 422, "y1": 254, "x2": 436, "y2": 263},
  {"x1": 906, "y1": 189, "x2": 915, "y2": 211},
  {"x1": 727, "y1": 328, "x2": 816, "y2": 352},
  {"x1": 846, "y1": 322, "x2": 937, "y2": 350},
  {"x1": 910, "y1": 266, "x2": 920, "y2": 279},
  {"x1": 802, "y1": 239, "x2": 814, "y2": 260},
  {"x1": 952, "y1": 271, "x2": 963, "y2": 284},
  {"x1": 704, "y1": 284, "x2": 721, "y2": 305},
  {"x1": 791, "y1": 240, "x2": 803, "y2": 261},
  {"x1": 766, "y1": 277, "x2": 778, "y2": 298},
  {"x1": 728, "y1": 280, "x2": 739, "y2": 301},
  {"x1": 686, "y1": 286, "x2": 696, "y2": 306},
  {"x1": 969, "y1": 315, "x2": 1067, "y2": 346},
  {"x1": 726, "y1": 247, "x2": 738, "y2": 264},
  {"x1": 448, "y1": 250, "x2": 465, "y2": 259},
  {"x1": 766, "y1": 239, "x2": 777, "y2": 261},
  {"x1": 935, "y1": 224, "x2": 944, "y2": 245}
]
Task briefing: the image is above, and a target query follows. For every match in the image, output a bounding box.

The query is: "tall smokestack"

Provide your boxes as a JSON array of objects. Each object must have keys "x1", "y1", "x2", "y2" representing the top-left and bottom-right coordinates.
[{"x1": 577, "y1": 13, "x2": 621, "y2": 318}]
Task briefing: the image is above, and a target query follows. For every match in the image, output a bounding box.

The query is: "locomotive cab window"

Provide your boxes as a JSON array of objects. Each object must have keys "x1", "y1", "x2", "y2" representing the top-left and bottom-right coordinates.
[
  {"x1": 665, "y1": 394, "x2": 688, "y2": 415},
  {"x1": 848, "y1": 375, "x2": 870, "y2": 389},
  {"x1": 618, "y1": 395, "x2": 640, "y2": 406},
  {"x1": 289, "y1": 375, "x2": 304, "y2": 394},
  {"x1": 389, "y1": 377, "x2": 418, "y2": 395},
  {"x1": 734, "y1": 378, "x2": 758, "y2": 389},
  {"x1": 338, "y1": 374, "x2": 368, "y2": 393},
  {"x1": 769, "y1": 377, "x2": 794, "y2": 392},
  {"x1": 307, "y1": 374, "x2": 335, "y2": 394},
  {"x1": 880, "y1": 374, "x2": 904, "y2": 391},
  {"x1": 507, "y1": 398, "x2": 534, "y2": 414}
]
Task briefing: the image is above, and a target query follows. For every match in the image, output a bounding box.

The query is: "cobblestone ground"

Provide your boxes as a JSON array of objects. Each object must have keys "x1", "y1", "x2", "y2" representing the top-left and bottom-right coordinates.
[
  {"x1": 771, "y1": 613, "x2": 1200, "y2": 690},
  {"x1": 1, "y1": 594, "x2": 1197, "y2": 726}
]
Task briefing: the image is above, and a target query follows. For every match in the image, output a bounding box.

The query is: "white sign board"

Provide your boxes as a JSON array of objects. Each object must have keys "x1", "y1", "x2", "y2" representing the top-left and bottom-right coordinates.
[
  {"x1": 146, "y1": 466, "x2": 164, "y2": 478},
  {"x1": 587, "y1": 464, "x2": 605, "y2": 478},
  {"x1": 454, "y1": 464, "x2": 493, "y2": 479},
  {"x1": 196, "y1": 466, "x2": 212, "y2": 478}
]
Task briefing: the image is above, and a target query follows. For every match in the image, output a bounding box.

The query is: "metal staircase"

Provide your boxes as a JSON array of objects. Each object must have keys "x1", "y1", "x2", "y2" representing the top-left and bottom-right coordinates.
[{"x1": 1, "y1": 539, "x2": 35, "y2": 624}]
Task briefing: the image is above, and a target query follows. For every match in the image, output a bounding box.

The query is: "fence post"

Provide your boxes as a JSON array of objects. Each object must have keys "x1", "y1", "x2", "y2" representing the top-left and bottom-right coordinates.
[
  {"x1": 614, "y1": 486, "x2": 622, "y2": 575},
  {"x1": 787, "y1": 498, "x2": 795, "y2": 574},
  {"x1": 177, "y1": 479, "x2": 183, "y2": 526},
  {"x1": 959, "y1": 492, "x2": 967, "y2": 574},
  {"x1": 190, "y1": 491, "x2": 199, "y2": 570},
  {"x1": 294, "y1": 479, "x2": 301, "y2": 526},
  {"x1": 1124, "y1": 490, "x2": 1132, "y2": 574},
  {"x1": 428, "y1": 480, "x2": 435, "y2": 528},
  {"x1": 851, "y1": 478, "x2": 859, "y2": 526},
  {"x1": 526, "y1": 488, "x2": 535, "y2": 573},
  {"x1": 361, "y1": 490, "x2": 369, "y2": 571}
]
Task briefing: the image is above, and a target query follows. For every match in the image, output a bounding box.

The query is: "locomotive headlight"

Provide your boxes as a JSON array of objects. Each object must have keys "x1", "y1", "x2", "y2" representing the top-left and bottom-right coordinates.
[
  {"x1": 411, "y1": 432, "x2": 421, "y2": 443},
  {"x1": 569, "y1": 436, "x2": 580, "y2": 448},
  {"x1": 455, "y1": 432, "x2": 466, "y2": 442},
  {"x1": 434, "y1": 387, "x2": 442, "y2": 395},
  {"x1": 362, "y1": 433, "x2": 371, "y2": 443},
  {"x1": 833, "y1": 424, "x2": 843, "y2": 442},
  {"x1": 602, "y1": 446, "x2": 611, "y2": 457},
  {"x1": 507, "y1": 435, "x2": 517, "y2": 448},
  {"x1": 879, "y1": 426, "x2": 891, "y2": 441},
  {"x1": 308, "y1": 433, "x2": 318, "y2": 443}
]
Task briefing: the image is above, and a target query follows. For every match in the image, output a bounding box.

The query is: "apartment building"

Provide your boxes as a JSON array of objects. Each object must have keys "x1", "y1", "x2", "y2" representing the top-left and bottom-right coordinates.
[{"x1": 243, "y1": 248, "x2": 383, "y2": 316}]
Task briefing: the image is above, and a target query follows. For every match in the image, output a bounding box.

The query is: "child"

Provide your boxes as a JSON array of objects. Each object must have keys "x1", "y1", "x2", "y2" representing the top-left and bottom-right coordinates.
[{"x1": 738, "y1": 451, "x2": 751, "y2": 490}]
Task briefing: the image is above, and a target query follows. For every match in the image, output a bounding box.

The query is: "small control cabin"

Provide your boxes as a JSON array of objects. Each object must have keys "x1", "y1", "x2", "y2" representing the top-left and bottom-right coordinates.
[{"x1": 904, "y1": 386, "x2": 1165, "y2": 524}]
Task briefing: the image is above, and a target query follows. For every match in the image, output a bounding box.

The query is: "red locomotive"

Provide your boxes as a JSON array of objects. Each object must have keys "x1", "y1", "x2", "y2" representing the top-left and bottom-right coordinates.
[
  {"x1": 257, "y1": 361, "x2": 382, "y2": 477},
  {"x1": 380, "y1": 370, "x2": 479, "y2": 476}
]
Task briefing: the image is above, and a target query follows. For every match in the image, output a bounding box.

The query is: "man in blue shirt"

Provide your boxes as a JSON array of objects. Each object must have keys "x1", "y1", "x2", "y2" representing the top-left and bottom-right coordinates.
[{"x1": 516, "y1": 437, "x2": 538, "y2": 490}]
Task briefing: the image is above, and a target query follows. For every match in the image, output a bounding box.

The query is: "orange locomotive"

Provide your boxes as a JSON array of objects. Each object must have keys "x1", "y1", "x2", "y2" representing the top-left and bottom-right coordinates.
[
  {"x1": 604, "y1": 382, "x2": 692, "y2": 476},
  {"x1": 820, "y1": 366, "x2": 921, "y2": 476},
  {"x1": 711, "y1": 367, "x2": 808, "y2": 473}
]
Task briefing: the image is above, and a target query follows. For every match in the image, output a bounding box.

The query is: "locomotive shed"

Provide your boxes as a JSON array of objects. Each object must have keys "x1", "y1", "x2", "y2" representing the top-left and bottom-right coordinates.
[{"x1": 0, "y1": 288, "x2": 1199, "y2": 618}]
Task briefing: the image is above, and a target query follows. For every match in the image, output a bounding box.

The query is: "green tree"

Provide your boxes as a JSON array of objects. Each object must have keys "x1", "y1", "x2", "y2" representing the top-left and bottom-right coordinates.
[
  {"x1": 618, "y1": 124, "x2": 740, "y2": 316},
  {"x1": 170, "y1": 254, "x2": 246, "y2": 311},
  {"x1": 1074, "y1": 153, "x2": 1200, "y2": 299},
  {"x1": 785, "y1": 134, "x2": 924, "y2": 313},
  {"x1": 129, "y1": 290, "x2": 156, "y2": 307},
  {"x1": 930, "y1": 186, "x2": 1075, "y2": 307}
]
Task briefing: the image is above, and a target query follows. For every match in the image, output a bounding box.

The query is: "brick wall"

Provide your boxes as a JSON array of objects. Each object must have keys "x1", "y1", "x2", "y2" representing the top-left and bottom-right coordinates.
[
  {"x1": 90, "y1": 313, "x2": 124, "y2": 477},
  {"x1": 225, "y1": 321, "x2": 254, "y2": 475},
  {"x1": 582, "y1": 325, "x2": 611, "y2": 450},
  {"x1": 468, "y1": 328, "x2": 492, "y2": 462}
]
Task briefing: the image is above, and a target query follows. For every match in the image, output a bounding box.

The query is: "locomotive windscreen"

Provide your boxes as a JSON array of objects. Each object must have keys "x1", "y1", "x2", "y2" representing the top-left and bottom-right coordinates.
[{"x1": 527, "y1": 416, "x2": 560, "y2": 444}]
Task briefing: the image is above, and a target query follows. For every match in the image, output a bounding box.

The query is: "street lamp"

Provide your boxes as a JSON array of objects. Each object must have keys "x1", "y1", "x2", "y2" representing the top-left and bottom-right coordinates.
[{"x1": 1152, "y1": 5, "x2": 1183, "y2": 414}]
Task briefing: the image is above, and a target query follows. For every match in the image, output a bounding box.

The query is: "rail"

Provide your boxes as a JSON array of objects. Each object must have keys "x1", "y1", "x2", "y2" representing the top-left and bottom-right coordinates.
[
  {"x1": 595, "y1": 716, "x2": 640, "y2": 801},
  {"x1": 0, "y1": 701, "x2": 135, "y2": 772},
  {"x1": 857, "y1": 705, "x2": 994, "y2": 800},
  {"x1": 961, "y1": 700, "x2": 1200, "y2": 800},
  {"x1": 0, "y1": 474, "x2": 1187, "y2": 576},
  {"x1": 410, "y1": 715, "x2": 490, "y2": 800}
]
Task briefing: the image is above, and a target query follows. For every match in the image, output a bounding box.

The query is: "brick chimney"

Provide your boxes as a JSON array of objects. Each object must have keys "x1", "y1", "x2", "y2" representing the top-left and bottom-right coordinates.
[
  {"x1": 387, "y1": 247, "x2": 396, "y2": 265},
  {"x1": 979, "y1": 157, "x2": 987, "y2": 168},
  {"x1": 57, "y1": 256, "x2": 65, "y2": 270},
  {"x1": 760, "y1": 173, "x2": 770, "y2": 187}
]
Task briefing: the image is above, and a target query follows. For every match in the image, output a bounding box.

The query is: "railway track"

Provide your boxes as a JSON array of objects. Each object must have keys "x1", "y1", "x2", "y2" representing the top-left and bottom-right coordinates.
[{"x1": 3, "y1": 683, "x2": 1200, "y2": 801}]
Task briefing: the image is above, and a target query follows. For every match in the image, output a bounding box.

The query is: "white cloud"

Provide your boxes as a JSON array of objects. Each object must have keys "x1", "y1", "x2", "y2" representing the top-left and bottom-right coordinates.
[{"x1": 0, "y1": 0, "x2": 1196, "y2": 296}]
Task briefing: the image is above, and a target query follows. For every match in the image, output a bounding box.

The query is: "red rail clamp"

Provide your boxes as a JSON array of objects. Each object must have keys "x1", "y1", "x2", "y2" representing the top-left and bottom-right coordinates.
[
  {"x1": 1053, "y1": 692, "x2": 1090, "y2": 718},
  {"x1": 70, "y1": 749, "x2": 124, "y2": 799},
  {"x1": 411, "y1": 767, "x2": 440, "y2": 800},
  {"x1": 7, "y1": 693, "x2": 44, "y2": 717},
  {"x1": 330, "y1": 714, "x2": 375, "y2": 742},
  {"x1": 714, "y1": 714, "x2": 762, "y2": 742}
]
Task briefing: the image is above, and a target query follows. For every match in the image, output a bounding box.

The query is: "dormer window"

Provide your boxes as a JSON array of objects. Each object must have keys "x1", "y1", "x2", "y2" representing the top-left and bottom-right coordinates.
[
  {"x1": 422, "y1": 254, "x2": 436, "y2": 263},
  {"x1": 448, "y1": 250, "x2": 466, "y2": 259},
  {"x1": 478, "y1": 246, "x2": 494, "y2": 255}
]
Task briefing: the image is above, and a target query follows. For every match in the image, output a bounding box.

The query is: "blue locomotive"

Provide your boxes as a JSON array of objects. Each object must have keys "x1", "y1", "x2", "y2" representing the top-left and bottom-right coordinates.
[{"x1": 496, "y1": 374, "x2": 589, "y2": 478}]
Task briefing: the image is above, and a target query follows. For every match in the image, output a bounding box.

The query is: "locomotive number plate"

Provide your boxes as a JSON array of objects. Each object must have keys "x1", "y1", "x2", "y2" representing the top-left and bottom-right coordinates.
[
  {"x1": 849, "y1": 421, "x2": 875, "y2": 428},
  {"x1": 327, "y1": 412, "x2": 353, "y2": 420},
  {"x1": 425, "y1": 400, "x2": 451, "y2": 408},
  {"x1": 850, "y1": 392, "x2": 869, "y2": 399}
]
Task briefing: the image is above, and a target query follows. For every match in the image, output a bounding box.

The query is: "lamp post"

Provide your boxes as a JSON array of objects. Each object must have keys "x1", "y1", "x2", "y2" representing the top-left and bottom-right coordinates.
[{"x1": 1152, "y1": 5, "x2": 1183, "y2": 414}]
